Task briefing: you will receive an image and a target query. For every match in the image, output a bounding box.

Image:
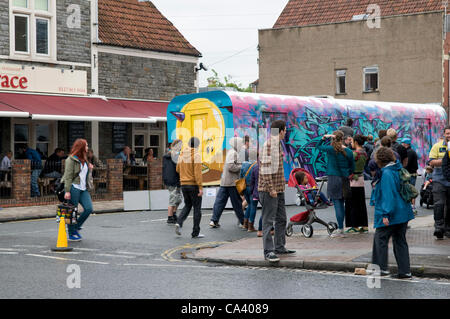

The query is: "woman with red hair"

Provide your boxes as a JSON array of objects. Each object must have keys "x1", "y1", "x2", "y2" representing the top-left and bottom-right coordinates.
[{"x1": 61, "y1": 138, "x2": 94, "y2": 241}]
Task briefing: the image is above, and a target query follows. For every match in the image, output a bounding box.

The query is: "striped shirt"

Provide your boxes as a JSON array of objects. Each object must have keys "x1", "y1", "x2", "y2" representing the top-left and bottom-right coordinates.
[{"x1": 258, "y1": 136, "x2": 285, "y2": 193}]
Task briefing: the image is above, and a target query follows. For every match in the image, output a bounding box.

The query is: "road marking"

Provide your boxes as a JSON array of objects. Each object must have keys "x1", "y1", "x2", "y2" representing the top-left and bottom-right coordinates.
[
  {"x1": 122, "y1": 263, "x2": 211, "y2": 269},
  {"x1": 162, "y1": 241, "x2": 229, "y2": 262},
  {"x1": 115, "y1": 251, "x2": 155, "y2": 257},
  {"x1": 26, "y1": 253, "x2": 109, "y2": 265},
  {"x1": 13, "y1": 244, "x2": 47, "y2": 248},
  {"x1": 0, "y1": 248, "x2": 27, "y2": 252},
  {"x1": 41, "y1": 250, "x2": 83, "y2": 255},
  {"x1": 95, "y1": 253, "x2": 136, "y2": 259},
  {"x1": 73, "y1": 248, "x2": 100, "y2": 252},
  {"x1": 140, "y1": 212, "x2": 233, "y2": 223},
  {"x1": 0, "y1": 252, "x2": 19, "y2": 255}
]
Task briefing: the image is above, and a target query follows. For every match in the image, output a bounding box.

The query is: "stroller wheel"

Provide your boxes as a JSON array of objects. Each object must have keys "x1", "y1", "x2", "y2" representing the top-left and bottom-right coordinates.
[
  {"x1": 286, "y1": 224, "x2": 294, "y2": 237},
  {"x1": 327, "y1": 222, "x2": 338, "y2": 235},
  {"x1": 301, "y1": 225, "x2": 313, "y2": 238}
]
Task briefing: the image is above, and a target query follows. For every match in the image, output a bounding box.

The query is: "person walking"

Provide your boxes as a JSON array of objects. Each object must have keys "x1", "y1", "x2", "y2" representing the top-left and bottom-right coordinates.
[
  {"x1": 163, "y1": 139, "x2": 183, "y2": 225},
  {"x1": 371, "y1": 147, "x2": 415, "y2": 279},
  {"x1": 401, "y1": 138, "x2": 419, "y2": 215},
  {"x1": 428, "y1": 126, "x2": 450, "y2": 239},
  {"x1": 210, "y1": 137, "x2": 245, "y2": 229},
  {"x1": 345, "y1": 134, "x2": 369, "y2": 233},
  {"x1": 62, "y1": 139, "x2": 94, "y2": 242},
  {"x1": 316, "y1": 131, "x2": 355, "y2": 237},
  {"x1": 259, "y1": 120, "x2": 295, "y2": 262},
  {"x1": 175, "y1": 137, "x2": 204, "y2": 238},
  {"x1": 240, "y1": 148, "x2": 258, "y2": 231}
]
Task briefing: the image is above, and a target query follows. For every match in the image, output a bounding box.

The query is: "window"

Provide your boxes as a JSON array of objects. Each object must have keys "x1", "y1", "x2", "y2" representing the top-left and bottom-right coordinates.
[
  {"x1": 363, "y1": 66, "x2": 379, "y2": 92},
  {"x1": 35, "y1": 123, "x2": 50, "y2": 159},
  {"x1": 12, "y1": 120, "x2": 55, "y2": 160},
  {"x1": 132, "y1": 123, "x2": 166, "y2": 160},
  {"x1": 10, "y1": 0, "x2": 54, "y2": 60},
  {"x1": 14, "y1": 15, "x2": 29, "y2": 53},
  {"x1": 336, "y1": 70, "x2": 346, "y2": 94}
]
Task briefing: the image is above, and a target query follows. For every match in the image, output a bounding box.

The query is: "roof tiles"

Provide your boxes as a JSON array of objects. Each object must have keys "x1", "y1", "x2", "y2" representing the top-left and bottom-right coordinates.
[
  {"x1": 98, "y1": 0, "x2": 201, "y2": 57},
  {"x1": 274, "y1": 0, "x2": 445, "y2": 28}
]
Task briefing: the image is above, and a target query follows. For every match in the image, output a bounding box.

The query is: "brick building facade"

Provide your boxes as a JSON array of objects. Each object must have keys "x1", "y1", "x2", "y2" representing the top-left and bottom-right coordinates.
[{"x1": 0, "y1": 0, "x2": 201, "y2": 206}]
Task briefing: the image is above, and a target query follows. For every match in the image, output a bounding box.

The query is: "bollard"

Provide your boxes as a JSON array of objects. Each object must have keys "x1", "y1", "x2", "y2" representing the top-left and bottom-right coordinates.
[{"x1": 51, "y1": 216, "x2": 73, "y2": 252}]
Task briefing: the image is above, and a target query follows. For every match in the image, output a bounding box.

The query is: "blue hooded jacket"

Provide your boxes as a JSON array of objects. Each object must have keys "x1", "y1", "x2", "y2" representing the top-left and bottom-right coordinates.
[{"x1": 370, "y1": 161, "x2": 415, "y2": 228}]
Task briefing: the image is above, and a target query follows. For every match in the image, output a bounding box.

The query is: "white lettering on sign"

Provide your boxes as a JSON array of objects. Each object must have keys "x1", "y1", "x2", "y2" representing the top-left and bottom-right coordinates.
[{"x1": 67, "y1": 4, "x2": 81, "y2": 29}]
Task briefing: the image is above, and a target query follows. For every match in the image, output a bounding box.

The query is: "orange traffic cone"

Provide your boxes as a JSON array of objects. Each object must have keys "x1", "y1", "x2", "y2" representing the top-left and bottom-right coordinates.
[{"x1": 51, "y1": 217, "x2": 73, "y2": 252}]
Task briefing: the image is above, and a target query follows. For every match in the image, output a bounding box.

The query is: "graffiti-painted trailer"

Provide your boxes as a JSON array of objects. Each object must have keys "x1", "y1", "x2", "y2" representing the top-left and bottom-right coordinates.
[{"x1": 167, "y1": 91, "x2": 447, "y2": 184}]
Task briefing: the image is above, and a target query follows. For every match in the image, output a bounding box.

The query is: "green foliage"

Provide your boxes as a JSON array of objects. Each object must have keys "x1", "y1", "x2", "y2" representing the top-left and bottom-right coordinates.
[{"x1": 207, "y1": 69, "x2": 252, "y2": 92}]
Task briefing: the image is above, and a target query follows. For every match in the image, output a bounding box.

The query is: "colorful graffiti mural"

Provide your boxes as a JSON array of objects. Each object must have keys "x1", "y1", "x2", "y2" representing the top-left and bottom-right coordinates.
[{"x1": 167, "y1": 91, "x2": 447, "y2": 184}]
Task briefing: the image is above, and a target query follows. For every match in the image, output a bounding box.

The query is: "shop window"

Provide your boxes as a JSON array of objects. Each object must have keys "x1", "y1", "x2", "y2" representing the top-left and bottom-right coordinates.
[
  {"x1": 14, "y1": 124, "x2": 29, "y2": 158},
  {"x1": 363, "y1": 66, "x2": 379, "y2": 92},
  {"x1": 35, "y1": 123, "x2": 50, "y2": 159},
  {"x1": 149, "y1": 134, "x2": 160, "y2": 158},
  {"x1": 10, "y1": 0, "x2": 54, "y2": 60},
  {"x1": 134, "y1": 134, "x2": 145, "y2": 159}
]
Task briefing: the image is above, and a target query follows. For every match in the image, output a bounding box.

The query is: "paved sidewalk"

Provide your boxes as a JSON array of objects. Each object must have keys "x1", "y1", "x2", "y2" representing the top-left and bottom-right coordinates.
[
  {"x1": 0, "y1": 200, "x2": 124, "y2": 222},
  {"x1": 189, "y1": 215, "x2": 450, "y2": 279}
]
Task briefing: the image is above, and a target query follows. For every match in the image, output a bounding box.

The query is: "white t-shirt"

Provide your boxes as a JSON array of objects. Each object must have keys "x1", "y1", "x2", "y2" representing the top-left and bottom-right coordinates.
[
  {"x1": 0, "y1": 156, "x2": 11, "y2": 170},
  {"x1": 73, "y1": 162, "x2": 88, "y2": 191}
]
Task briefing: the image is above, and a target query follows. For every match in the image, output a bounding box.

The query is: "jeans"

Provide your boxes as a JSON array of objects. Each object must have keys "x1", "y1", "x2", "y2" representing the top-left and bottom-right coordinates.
[
  {"x1": 260, "y1": 191, "x2": 287, "y2": 255},
  {"x1": 68, "y1": 185, "x2": 93, "y2": 235},
  {"x1": 211, "y1": 186, "x2": 244, "y2": 224},
  {"x1": 372, "y1": 222, "x2": 411, "y2": 275},
  {"x1": 243, "y1": 188, "x2": 258, "y2": 223},
  {"x1": 307, "y1": 190, "x2": 329, "y2": 205},
  {"x1": 332, "y1": 199, "x2": 345, "y2": 229},
  {"x1": 432, "y1": 182, "x2": 450, "y2": 233},
  {"x1": 31, "y1": 169, "x2": 41, "y2": 196},
  {"x1": 177, "y1": 185, "x2": 202, "y2": 237}
]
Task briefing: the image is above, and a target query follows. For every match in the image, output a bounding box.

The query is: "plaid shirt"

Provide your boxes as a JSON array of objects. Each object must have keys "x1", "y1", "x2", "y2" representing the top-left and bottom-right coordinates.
[{"x1": 258, "y1": 136, "x2": 285, "y2": 193}]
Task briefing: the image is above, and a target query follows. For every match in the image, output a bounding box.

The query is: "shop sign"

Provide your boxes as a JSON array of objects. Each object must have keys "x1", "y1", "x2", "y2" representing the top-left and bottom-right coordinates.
[{"x1": 0, "y1": 63, "x2": 87, "y2": 96}]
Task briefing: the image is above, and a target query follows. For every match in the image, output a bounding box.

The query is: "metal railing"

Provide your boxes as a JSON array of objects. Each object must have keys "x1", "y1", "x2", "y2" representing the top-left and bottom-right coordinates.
[
  {"x1": 123, "y1": 164, "x2": 148, "y2": 191},
  {"x1": 0, "y1": 169, "x2": 12, "y2": 199}
]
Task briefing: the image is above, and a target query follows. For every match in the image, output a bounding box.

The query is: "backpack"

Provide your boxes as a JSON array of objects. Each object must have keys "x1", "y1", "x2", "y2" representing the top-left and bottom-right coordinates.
[{"x1": 398, "y1": 168, "x2": 419, "y2": 202}]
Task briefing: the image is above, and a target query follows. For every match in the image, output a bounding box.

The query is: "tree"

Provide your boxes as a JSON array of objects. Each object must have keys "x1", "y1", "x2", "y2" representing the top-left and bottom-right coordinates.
[{"x1": 207, "y1": 69, "x2": 252, "y2": 92}]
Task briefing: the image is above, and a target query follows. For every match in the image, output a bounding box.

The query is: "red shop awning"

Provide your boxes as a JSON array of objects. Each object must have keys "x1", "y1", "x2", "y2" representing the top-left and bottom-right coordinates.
[{"x1": 0, "y1": 92, "x2": 168, "y2": 123}]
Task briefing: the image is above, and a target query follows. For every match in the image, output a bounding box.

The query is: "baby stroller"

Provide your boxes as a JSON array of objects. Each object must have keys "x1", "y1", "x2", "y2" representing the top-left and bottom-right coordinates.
[
  {"x1": 286, "y1": 168, "x2": 338, "y2": 238},
  {"x1": 419, "y1": 181, "x2": 433, "y2": 209}
]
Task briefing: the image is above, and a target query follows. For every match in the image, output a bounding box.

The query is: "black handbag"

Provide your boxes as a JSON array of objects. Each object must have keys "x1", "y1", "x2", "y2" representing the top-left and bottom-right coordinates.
[{"x1": 342, "y1": 176, "x2": 352, "y2": 200}]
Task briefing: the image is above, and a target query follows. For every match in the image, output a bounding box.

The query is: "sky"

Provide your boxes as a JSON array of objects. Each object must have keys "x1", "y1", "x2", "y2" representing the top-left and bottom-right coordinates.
[{"x1": 150, "y1": 0, "x2": 290, "y2": 89}]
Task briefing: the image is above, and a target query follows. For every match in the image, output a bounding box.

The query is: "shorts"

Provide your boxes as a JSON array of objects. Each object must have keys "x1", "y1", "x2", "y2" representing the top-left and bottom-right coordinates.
[{"x1": 168, "y1": 186, "x2": 182, "y2": 207}]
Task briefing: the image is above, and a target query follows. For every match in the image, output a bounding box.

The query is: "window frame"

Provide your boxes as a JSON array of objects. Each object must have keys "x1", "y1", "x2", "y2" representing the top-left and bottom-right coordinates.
[
  {"x1": 363, "y1": 65, "x2": 379, "y2": 93},
  {"x1": 9, "y1": 0, "x2": 56, "y2": 62},
  {"x1": 13, "y1": 13, "x2": 30, "y2": 54},
  {"x1": 335, "y1": 69, "x2": 347, "y2": 95}
]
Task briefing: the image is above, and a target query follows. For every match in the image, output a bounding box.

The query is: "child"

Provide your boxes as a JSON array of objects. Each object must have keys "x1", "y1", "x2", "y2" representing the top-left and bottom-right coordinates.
[
  {"x1": 295, "y1": 171, "x2": 333, "y2": 206},
  {"x1": 423, "y1": 166, "x2": 433, "y2": 190}
]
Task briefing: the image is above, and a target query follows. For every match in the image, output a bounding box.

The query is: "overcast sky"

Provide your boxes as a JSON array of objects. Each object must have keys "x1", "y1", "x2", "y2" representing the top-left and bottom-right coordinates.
[{"x1": 150, "y1": 0, "x2": 289, "y2": 88}]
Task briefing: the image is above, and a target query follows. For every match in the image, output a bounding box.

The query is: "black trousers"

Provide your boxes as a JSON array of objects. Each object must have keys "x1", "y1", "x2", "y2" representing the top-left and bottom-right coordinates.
[
  {"x1": 177, "y1": 185, "x2": 202, "y2": 237},
  {"x1": 432, "y1": 182, "x2": 450, "y2": 233},
  {"x1": 372, "y1": 222, "x2": 410, "y2": 275}
]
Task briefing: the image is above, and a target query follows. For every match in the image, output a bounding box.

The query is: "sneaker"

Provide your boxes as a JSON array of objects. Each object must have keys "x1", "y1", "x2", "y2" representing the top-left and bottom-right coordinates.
[
  {"x1": 257, "y1": 231, "x2": 263, "y2": 237},
  {"x1": 68, "y1": 233, "x2": 82, "y2": 242},
  {"x1": 345, "y1": 227, "x2": 359, "y2": 233},
  {"x1": 326, "y1": 202, "x2": 334, "y2": 206},
  {"x1": 167, "y1": 216, "x2": 176, "y2": 224},
  {"x1": 192, "y1": 234, "x2": 205, "y2": 238},
  {"x1": 434, "y1": 230, "x2": 444, "y2": 240},
  {"x1": 359, "y1": 227, "x2": 369, "y2": 233},
  {"x1": 275, "y1": 248, "x2": 296, "y2": 255},
  {"x1": 175, "y1": 224, "x2": 181, "y2": 236},
  {"x1": 330, "y1": 229, "x2": 346, "y2": 238},
  {"x1": 264, "y1": 252, "x2": 280, "y2": 262},
  {"x1": 394, "y1": 273, "x2": 412, "y2": 280},
  {"x1": 412, "y1": 207, "x2": 418, "y2": 216},
  {"x1": 209, "y1": 221, "x2": 220, "y2": 228},
  {"x1": 444, "y1": 231, "x2": 450, "y2": 239},
  {"x1": 380, "y1": 270, "x2": 391, "y2": 277}
]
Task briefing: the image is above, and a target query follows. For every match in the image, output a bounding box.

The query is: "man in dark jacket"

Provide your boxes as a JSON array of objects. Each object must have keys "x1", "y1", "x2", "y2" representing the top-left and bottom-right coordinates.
[
  {"x1": 41, "y1": 148, "x2": 65, "y2": 178},
  {"x1": 163, "y1": 139, "x2": 182, "y2": 224}
]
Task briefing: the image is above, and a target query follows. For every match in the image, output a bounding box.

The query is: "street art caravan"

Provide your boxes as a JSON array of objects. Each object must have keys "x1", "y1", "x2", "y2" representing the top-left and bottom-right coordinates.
[{"x1": 167, "y1": 91, "x2": 447, "y2": 185}]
